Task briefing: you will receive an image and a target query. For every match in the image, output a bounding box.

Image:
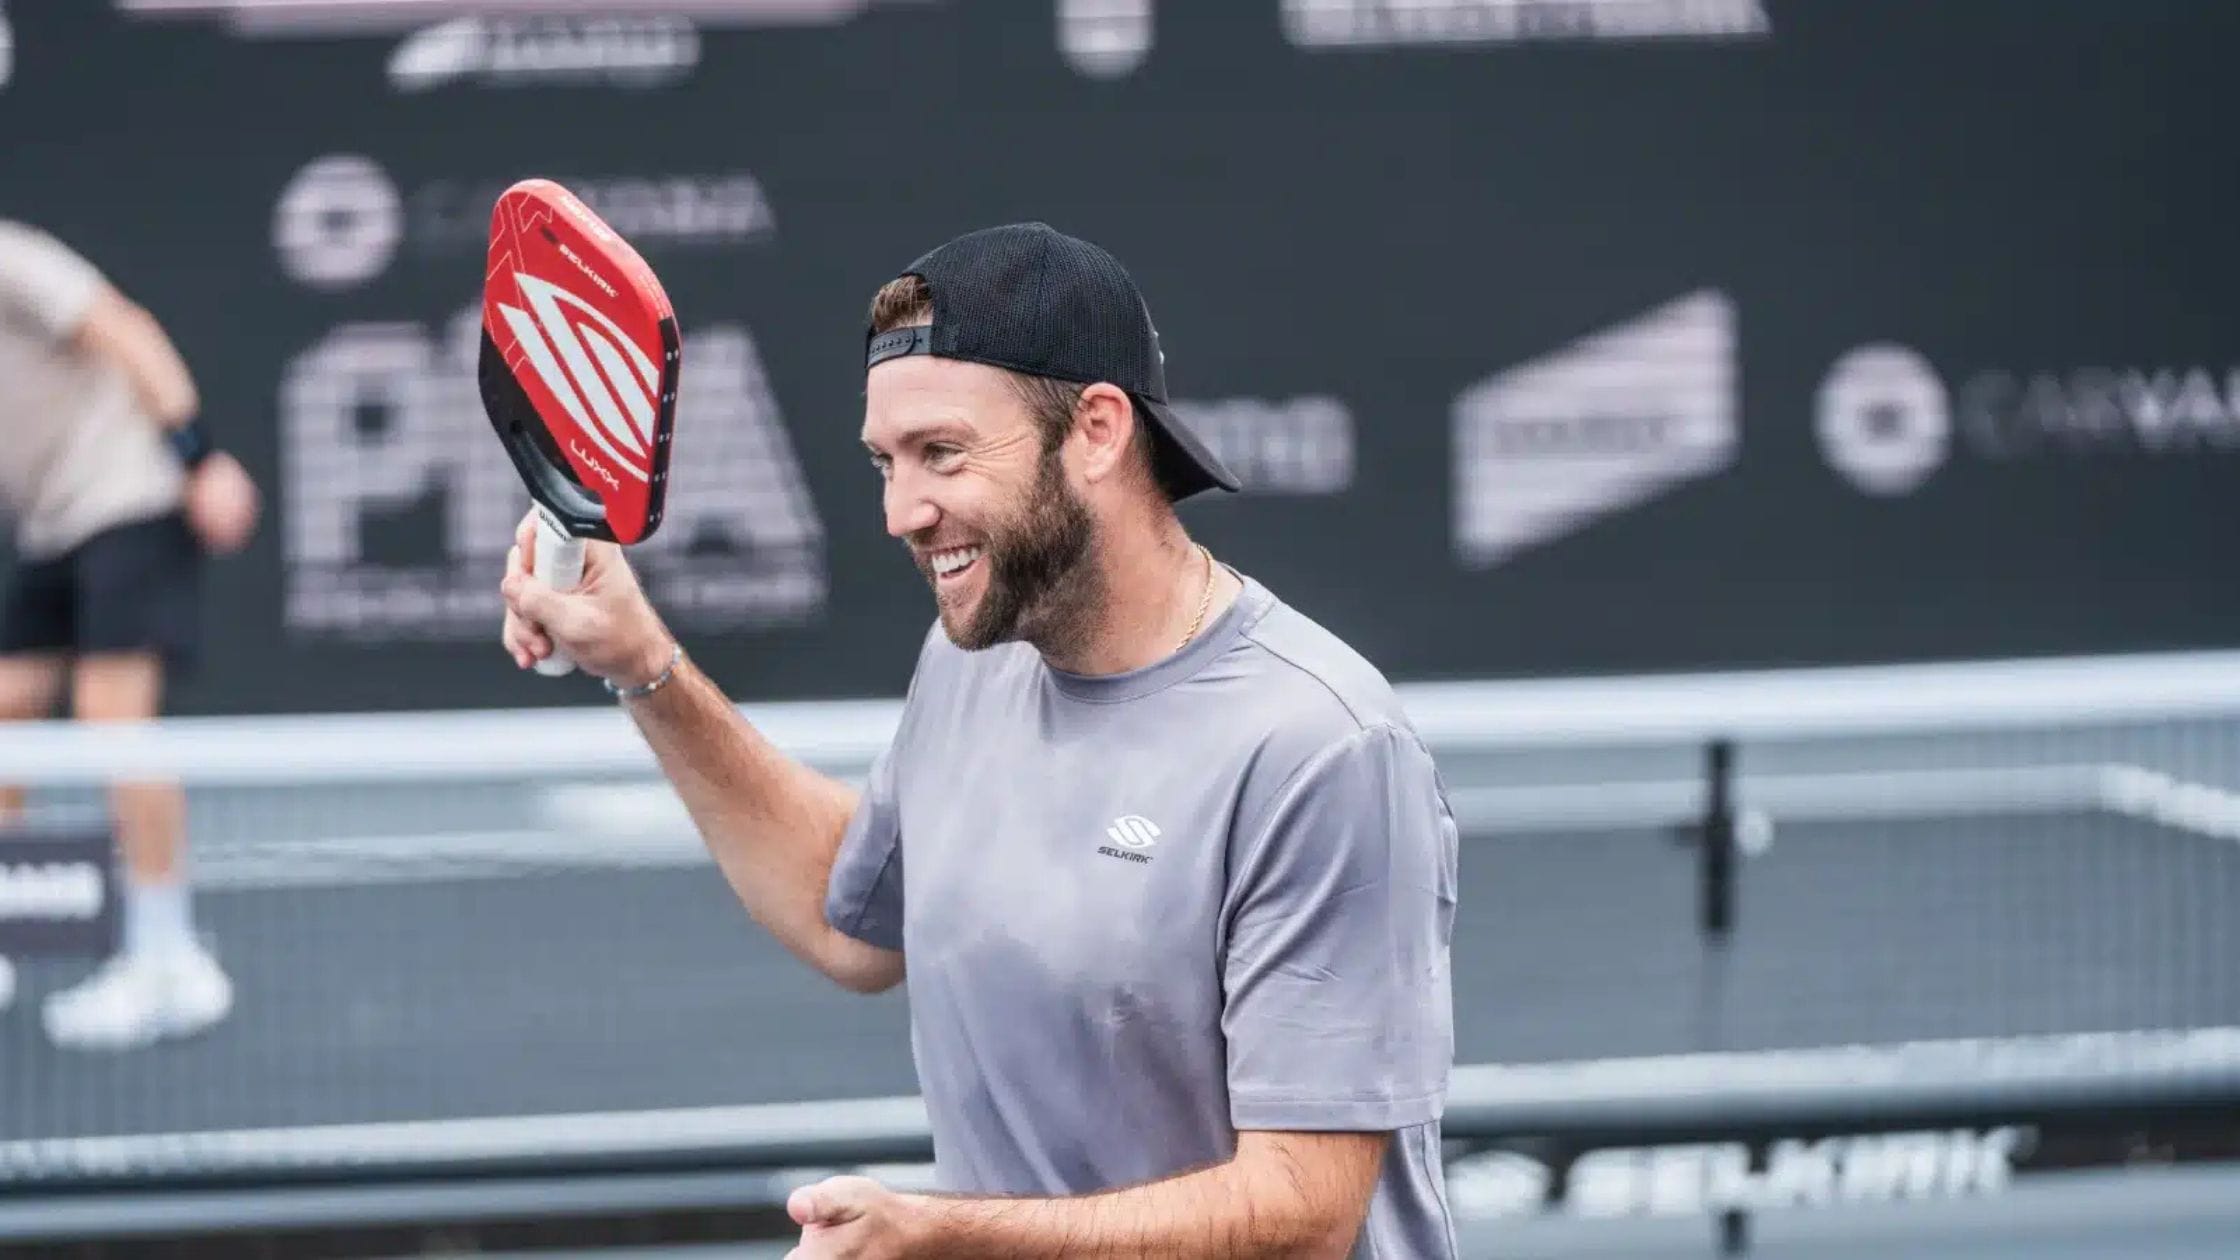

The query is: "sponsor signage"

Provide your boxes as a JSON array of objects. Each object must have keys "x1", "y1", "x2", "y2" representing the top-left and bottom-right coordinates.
[
  {"x1": 0, "y1": 2, "x2": 2228, "y2": 712},
  {"x1": 0, "y1": 823, "x2": 119, "y2": 958}
]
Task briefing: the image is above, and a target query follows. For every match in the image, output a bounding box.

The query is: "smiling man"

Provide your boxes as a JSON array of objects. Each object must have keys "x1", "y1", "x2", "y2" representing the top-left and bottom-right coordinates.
[{"x1": 499, "y1": 222, "x2": 1460, "y2": 1258}]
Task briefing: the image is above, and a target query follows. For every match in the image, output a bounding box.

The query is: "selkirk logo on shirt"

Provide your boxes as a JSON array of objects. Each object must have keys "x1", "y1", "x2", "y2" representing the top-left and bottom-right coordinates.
[{"x1": 1097, "y1": 815, "x2": 1159, "y2": 864}]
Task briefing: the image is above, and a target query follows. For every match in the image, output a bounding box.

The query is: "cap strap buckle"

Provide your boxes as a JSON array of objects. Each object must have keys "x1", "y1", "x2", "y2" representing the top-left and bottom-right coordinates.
[{"x1": 867, "y1": 324, "x2": 935, "y2": 369}]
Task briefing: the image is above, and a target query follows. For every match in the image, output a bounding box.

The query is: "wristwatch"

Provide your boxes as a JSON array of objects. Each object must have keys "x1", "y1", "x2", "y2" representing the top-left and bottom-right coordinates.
[{"x1": 167, "y1": 419, "x2": 216, "y2": 469}]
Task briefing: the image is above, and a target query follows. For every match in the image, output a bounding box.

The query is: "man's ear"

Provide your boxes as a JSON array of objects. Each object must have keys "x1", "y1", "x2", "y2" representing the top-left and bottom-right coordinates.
[{"x1": 1073, "y1": 382, "x2": 1139, "y2": 486}]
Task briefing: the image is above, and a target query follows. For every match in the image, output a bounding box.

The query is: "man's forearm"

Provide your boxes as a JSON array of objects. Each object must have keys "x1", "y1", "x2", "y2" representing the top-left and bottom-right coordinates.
[
  {"x1": 906, "y1": 1147, "x2": 1358, "y2": 1259},
  {"x1": 621, "y1": 651, "x2": 898, "y2": 991},
  {"x1": 75, "y1": 291, "x2": 199, "y2": 427}
]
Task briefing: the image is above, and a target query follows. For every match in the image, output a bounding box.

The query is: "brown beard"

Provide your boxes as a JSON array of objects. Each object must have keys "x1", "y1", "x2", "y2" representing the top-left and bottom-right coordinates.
[{"x1": 925, "y1": 440, "x2": 1098, "y2": 653}]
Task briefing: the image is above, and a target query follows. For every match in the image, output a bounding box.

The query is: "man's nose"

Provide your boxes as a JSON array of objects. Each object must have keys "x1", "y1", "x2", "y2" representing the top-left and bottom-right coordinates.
[{"x1": 884, "y1": 471, "x2": 938, "y2": 539}]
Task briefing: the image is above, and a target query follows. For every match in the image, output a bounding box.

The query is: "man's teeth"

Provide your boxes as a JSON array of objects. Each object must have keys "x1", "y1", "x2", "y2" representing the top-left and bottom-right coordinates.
[{"x1": 931, "y1": 546, "x2": 983, "y2": 576}]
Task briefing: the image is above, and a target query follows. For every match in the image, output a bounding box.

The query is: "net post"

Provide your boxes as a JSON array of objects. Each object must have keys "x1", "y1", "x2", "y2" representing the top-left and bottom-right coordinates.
[
  {"x1": 1718, "y1": 1205, "x2": 1751, "y2": 1256},
  {"x1": 1700, "y1": 738, "x2": 1737, "y2": 940}
]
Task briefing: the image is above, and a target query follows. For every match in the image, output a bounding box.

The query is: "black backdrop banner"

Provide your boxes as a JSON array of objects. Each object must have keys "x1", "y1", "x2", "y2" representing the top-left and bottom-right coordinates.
[{"x1": 2, "y1": 1, "x2": 2235, "y2": 716}]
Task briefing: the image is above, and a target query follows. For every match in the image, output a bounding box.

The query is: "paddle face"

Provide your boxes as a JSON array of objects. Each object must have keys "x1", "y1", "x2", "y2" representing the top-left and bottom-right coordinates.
[{"x1": 480, "y1": 179, "x2": 679, "y2": 545}]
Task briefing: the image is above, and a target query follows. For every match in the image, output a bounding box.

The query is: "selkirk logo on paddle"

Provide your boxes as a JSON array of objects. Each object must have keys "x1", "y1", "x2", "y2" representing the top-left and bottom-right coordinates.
[{"x1": 479, "y1": 179, "x2": 680, "y2": 548}]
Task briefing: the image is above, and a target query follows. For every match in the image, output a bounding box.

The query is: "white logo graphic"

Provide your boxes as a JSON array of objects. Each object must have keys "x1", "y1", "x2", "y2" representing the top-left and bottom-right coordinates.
[
  {"x1": 1816, "y1": 343, "x2": 2240, "y2": 493},
  {"x1": 1816, "y1": 343, "x2": 1950, "y2": 495},
  {"x1": 1176, "y1": 396, "x2": 1353, "y2": 495},
  {"x1": 1105, "y1": 815, "x2": 1161, "y2": 849},
  {"x1": 1568, "y1": 1128, "x2": 2027, "y2": 1219},
  {"x1": 556, "y1": 242, "x2": 617, "y2": 298},
  {"x1": 495, "y1": 272, "x2": 658, "y2": 482},
  {"x1": 0, "y1": 862, "x2": 104, "y2": 922},
  {"x1": 1059, "y1": 0, "x2": 1153, "y2": 79},
  {"x1": 411, "y1": 174, "x2": 777, "y2": 256},
  {"x1": 273, "y1": 155, "x2": 401, "y2": 290},
  {"x1": 121, "y1": 1, "x2": 920, "y2": 40},
  {"x1": 1453, "y1": 290, "x2": 1738, "y2": 566},
  {"x1": 1283, "y1": 0, "x2": 1770, "y2": 49},
  {"x1": 569, "y1": 440, "x2": 623, "y2": 491},
  {"x1": 281, "y1": 307, "x2": 822, "y2": 640},
  {"x1": 1445, "y1": 1128, "x2": 2027, "y2": 1222},
  {"x1": 1445, "y1": 1150, "x2": 1553, "y2": 1219},
  {"x1": 1963, "y1": 364, "x2": 2240, "y2": 457},
  {"x1": 388, "y1": 16, "x2": 700, "y2": 92}
]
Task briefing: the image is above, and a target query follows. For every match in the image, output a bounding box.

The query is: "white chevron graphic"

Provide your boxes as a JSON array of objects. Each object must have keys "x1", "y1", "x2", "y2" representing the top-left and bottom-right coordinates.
[
  {"x1": 496, "y1": 272, "x2": 655, "y2": 482},
  {"x1": 1104, "y1": 815, "x2": 1160, "y2": 849}
]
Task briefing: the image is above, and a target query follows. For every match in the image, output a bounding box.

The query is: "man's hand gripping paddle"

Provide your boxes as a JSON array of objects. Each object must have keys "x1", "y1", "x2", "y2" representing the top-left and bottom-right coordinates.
[{"x1": 480, "y1": 179, "x2": 679, "y2": 677}]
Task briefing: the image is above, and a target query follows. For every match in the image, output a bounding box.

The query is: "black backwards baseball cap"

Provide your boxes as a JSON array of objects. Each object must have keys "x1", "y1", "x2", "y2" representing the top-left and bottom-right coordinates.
[{"x1": 865, "y1": 222, "x2": 1241, "y2": 501}]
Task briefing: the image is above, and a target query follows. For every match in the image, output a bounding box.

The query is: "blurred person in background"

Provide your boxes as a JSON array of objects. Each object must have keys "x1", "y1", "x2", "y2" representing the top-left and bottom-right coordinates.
[
  {"x1": 500, "y1": 223, "x2": 1459, "y2": 1258},
  {"x1": 0, "y1": 220, "x2": 258, "y2": 1048}
]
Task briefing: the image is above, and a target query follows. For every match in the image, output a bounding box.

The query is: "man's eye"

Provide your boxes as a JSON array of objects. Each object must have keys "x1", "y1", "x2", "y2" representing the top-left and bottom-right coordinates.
[
  {"x1": 869, "y1": 454, "x2": 892, "y2": 478},
  {"x1": 926, "y1": 444, "x2": 964, "y2": 469}
]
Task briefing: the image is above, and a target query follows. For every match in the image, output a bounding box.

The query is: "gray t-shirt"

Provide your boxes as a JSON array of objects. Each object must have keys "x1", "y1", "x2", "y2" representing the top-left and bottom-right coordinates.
[
  {"x1": 0, "y1": 221, "x2": 183, "y2": 559},
  {"x1": 827, "y1": 572, "x2": 1460, "y2": 1258}
]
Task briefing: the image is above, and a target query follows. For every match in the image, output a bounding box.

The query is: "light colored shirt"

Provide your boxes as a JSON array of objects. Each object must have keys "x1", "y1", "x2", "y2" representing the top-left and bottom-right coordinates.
[
  {"x1": 828, "y1": 572, "x2": 1461, "y2": 1258},
  {"x1": 0, "y1": 221, "x2": 182, "y2": 558}
]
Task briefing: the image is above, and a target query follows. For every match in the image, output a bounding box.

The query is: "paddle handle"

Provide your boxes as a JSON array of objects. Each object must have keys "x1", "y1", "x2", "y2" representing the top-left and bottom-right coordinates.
[{"x1": 532, "y1": 509, "x2": 586, "y2": 678}]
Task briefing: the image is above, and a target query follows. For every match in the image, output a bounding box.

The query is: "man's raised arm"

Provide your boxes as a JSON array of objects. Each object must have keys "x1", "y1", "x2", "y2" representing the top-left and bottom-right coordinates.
[{"x1": 500, "y1": 514, "x2": 903, "y2": 994}]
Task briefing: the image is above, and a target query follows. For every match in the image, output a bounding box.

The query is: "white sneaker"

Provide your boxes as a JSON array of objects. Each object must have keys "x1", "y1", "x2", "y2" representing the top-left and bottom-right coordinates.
[
  {"x1": 43, "y1": 945, "x2": 233, "y2": 1051},
  {"x1": 0, "y1": 956, "x2": 14, "y2": 1014}
]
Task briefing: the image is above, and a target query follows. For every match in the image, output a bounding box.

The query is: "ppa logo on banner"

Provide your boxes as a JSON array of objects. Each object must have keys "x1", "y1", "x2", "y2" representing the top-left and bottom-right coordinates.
[
  {"x1": 1452, "y1": 290, "x2": 1739, "y2": 566},
  {"x1": 280, "y1": 308, "x2": 824, "y2": 642},
  {"x1": 269, "y1": 156, "x2": 821, "y2": 643}
]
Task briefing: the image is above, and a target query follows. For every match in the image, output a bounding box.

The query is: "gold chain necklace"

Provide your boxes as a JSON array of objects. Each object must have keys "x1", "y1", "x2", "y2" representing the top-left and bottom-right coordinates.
[{"x1": 1176, "y1": 544, "x2": 1215, "y2": 651}]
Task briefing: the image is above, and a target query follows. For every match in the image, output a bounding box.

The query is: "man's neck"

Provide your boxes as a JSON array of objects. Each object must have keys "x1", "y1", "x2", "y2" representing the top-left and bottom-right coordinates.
[{"x1": 1034, "y1": 518, "x2": 1237, "y2": 677}]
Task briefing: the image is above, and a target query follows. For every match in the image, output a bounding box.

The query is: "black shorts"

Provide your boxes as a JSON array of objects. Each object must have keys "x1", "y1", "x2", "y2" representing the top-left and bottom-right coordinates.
[{"x1": 0, "y1": 513, "x2": 203, "y2": 670}]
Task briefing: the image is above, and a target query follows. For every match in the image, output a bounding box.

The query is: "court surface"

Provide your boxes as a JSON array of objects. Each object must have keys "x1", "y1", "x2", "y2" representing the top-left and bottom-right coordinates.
[
  {"x1": 3, "y1": 716, "x2": 2237, "y2": 1255},
  {"x1": 6, "y1": 767, "x2": 2236, "y2": 1138}
]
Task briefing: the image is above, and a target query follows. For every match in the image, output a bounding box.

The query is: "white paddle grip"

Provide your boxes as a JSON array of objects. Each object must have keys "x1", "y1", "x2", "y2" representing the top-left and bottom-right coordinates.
[{"x1": 532, "y1": 511, "x2": 586, "y2": 678}]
